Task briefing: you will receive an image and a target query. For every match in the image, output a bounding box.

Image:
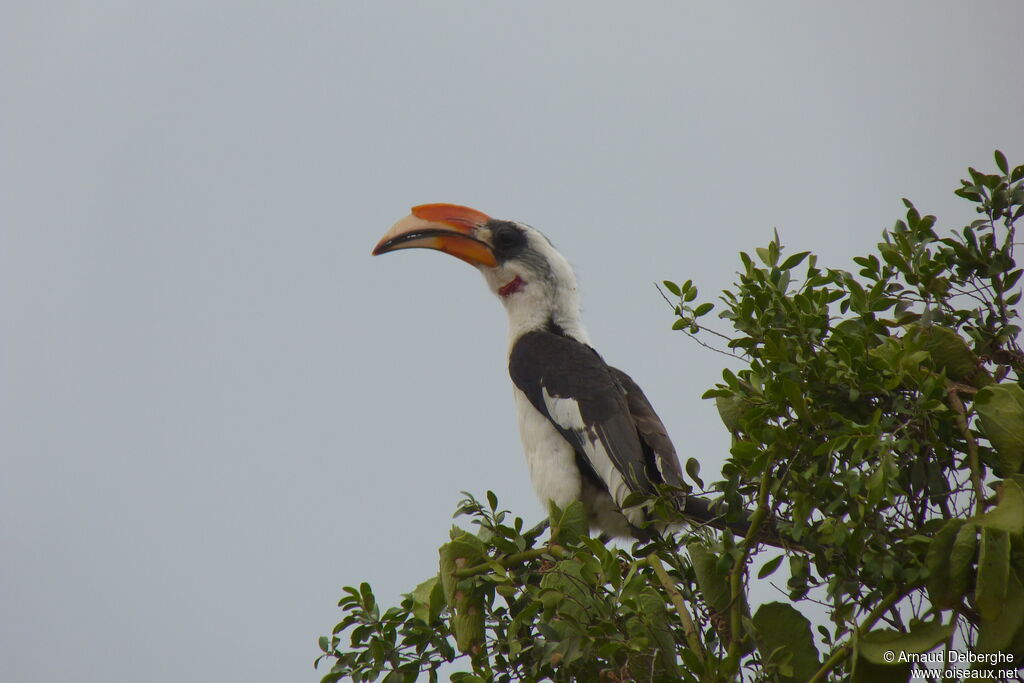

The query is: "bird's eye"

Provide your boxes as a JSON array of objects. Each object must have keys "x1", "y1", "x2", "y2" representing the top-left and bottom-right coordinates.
[{"x1": 491, "y1": 223, "x2": 526, "y2": 255}]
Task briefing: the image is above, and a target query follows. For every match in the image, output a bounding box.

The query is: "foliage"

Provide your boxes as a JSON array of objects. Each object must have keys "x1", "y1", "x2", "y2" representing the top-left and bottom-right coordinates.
[{"x1": 317, "y1": 153, "x2": 1024, "y2": 681}]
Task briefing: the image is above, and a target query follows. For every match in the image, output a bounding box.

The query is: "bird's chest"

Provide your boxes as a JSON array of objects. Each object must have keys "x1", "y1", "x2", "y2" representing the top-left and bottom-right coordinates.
[{"x1": 512, "y1": 388, "x2": 582, "y2": 507}]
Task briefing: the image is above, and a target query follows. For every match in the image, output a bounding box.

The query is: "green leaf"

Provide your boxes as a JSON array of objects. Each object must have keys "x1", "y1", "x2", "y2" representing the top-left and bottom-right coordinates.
[
  {"x1": 950, "y1": 523, "x2": 979, "y2": 599},
  {"x1": 926, "y1": 519, "x2": 966, "y2": 608},
  {"x1": 856, "y1": 620, "x2": 952, "y2": 665},
  {"x1": 715, "y1": 395, "x2": 745, "y2": 432},
  {"x1": 507, "y1": 600, "x2": 541, "y2": 653},
  {"x1": 549, "y1": 499, "x2": 588, "y2": 545},
  {"x1": 853, "y1": 621, "x2": 952, "y2": 683},
  {"x1": 685, "y1": 457, "x2": 704, "y2": 489},
  {"x1": 689, "y1": 543, "x2": 747, "y2": 643},
  {"x1": 780, "y1": 251, "x2": 810, "y2": 271},
  {"x1": 359, "y1": 581, "x2": 375, "y2": 609},
  {"x1": 450, "y1": 674, "x2": 486, "y2": 683},
  {"x1": 851, "y1": 656, "x2": 910, "y2": 683},
  {"x1": 409, "y1": 575, "x2": 445, "y2": 624},
  {"x1": 976, "y1": 527, "x2": 1011, "y2": 621},
  {"x1": 687, "y1": 543, "x2": 731, "y2": 615},
  {"x1": 638, "y1": 587, "x2": 679, "y2": 675},
  {"x1": 866, "y1": 460, "x2": 887, "y2": 508},
  {"x1": 381, "y1": 670, "x2": 409, "y2": 683},
  {"x1": 758, "y1": 555, "x2": 784, "y2": 579},
  {"x1": 753, "y1": 602, "x2": 821, "y2": 683},
  {"x1": 995, "y1": 149, "x2": 1009, "y2": 174},
  {"x1": 880, "y1": 246, "x2": 910, "y2": 272},
  {"x1": 914, "y1": 325, "x2": 988, "y2": 385},
  {"x1": 540, "y1": 558, "x2": 591, "y2": 623},
  {"x1": 974, "y1": 480, "x2": 1024, "y2": 535},
  {"x1": 974, "y1": 384, "x2": 1024, "y2": 474},
  {"x1": 730, "y1": 439, "x2": 759, "y2": 461},
  {"x1": 782, "y1": 379, "x2": 809, "y2": 421},
  {"x1": 977, "y1": 568, "x2": 1024, "y2": 653},
  {"x1": 662, "y1": 280, "x2": 681, "y2": 296},
  {"x1": 438, "y1": 533, "x2": 489, "y2": 655},
  {"x1": 451, "y1": 592, "x2": 485, "y2": 656}
]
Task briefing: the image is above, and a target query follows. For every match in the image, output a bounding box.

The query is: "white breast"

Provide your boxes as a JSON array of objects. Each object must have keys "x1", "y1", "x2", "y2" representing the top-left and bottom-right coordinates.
[
  {"x1": 512, "y1": 387, "x2": 582, "y2": 509},
  {"x1": 512, "y1": 387, "x2": 639, "y2": 538}
]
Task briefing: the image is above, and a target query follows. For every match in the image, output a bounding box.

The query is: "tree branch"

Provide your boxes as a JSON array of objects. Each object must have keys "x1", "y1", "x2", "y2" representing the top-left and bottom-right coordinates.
[
  {"x1": 452, "y1": 545, "x2": 567, "y2": 579},
  {"x1": 647, "y1": 553, "x2": 707, "y2": 665}
]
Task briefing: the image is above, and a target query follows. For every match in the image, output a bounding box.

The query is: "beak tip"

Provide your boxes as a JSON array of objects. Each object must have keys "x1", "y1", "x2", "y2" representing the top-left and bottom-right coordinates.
[
  {"x1": 372, "y1": 204, "x2": 497, "y2": 267},
  {"x1": 372, "y1": 234, "x2": 401, "y2": 257}
]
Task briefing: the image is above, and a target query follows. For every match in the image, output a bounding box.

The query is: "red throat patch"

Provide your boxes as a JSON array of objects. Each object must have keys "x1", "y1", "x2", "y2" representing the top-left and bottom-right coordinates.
[{"x1": 498, "y1": 275, "x2": 526, "y2": 298}]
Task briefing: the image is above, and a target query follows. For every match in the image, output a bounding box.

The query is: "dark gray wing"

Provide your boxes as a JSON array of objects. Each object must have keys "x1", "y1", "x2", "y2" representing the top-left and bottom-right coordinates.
[
  {"x1": 509, "y1": 330, "x2": 663, "y2": 508},
  {"x1": 607, "y1": 366, "x2": 686, "y2": 490},
  {"x1": 611, "y1": 366, "x2": 763, "y2": 540}
]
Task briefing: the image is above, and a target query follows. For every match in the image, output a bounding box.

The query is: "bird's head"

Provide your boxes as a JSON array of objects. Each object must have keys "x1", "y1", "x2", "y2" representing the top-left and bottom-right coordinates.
[{"x1": 373, "y1": 203, "x2": 587, "y2": 341}]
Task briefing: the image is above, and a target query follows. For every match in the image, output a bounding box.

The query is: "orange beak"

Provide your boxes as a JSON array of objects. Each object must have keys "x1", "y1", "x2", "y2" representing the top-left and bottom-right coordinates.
[{"x1": 372, "y1": 203, "x2": 498, "y2": 268}]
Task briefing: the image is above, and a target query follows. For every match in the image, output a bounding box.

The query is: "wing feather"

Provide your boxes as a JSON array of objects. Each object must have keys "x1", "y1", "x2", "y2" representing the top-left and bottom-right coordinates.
[
  {"x1": 509, "y1": 331, "x2": 667, "y2": 509},
  {"x1": 607, "y1": 366, "x2": 686, "y2": 489}
]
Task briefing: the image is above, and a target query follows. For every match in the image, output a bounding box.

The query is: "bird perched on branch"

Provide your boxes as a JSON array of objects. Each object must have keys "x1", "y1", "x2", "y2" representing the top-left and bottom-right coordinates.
[{"x1": 373, "y1": 203, "x2": 775, "y2": 545}]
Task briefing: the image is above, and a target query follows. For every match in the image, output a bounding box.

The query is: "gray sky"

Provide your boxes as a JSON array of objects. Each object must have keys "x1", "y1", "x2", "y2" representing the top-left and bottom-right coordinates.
[{"x1": 2, "y1": 3, "x2": 1022, "y2": 681}]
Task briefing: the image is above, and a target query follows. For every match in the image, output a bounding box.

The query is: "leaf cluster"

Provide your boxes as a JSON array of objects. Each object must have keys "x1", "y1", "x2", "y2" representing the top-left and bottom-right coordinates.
[
  {"x1": 663, "y1": 150, "x2": 1024, "y2": 679},
  {"x1": 319, "y1": 153, "x2": 1024, "y2": 682}
]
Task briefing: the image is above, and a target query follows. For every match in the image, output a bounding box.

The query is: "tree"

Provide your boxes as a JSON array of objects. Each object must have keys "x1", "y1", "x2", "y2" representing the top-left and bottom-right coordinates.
[{"x1": 316, "y1": 153, "x2": 1024, "y2": 682}]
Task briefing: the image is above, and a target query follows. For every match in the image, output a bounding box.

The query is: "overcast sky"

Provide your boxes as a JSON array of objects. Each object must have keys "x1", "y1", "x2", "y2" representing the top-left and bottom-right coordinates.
[{"x1": 2, "y1": 3, "x2": 1023, "y2": 682}]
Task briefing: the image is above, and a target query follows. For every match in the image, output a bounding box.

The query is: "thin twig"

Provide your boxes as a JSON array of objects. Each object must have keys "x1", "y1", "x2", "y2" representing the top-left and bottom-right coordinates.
[
  {"x1": 647, "y1": 554, "x2": 707, "y2": 665},
  {"x1": 680, "y1": 328, "x2": 746, "y2": 360},
  {"x1": 654, "y1": 283, "x2": 745, "y2": 359},
  {"x1": 452, "y1": 545, "x2": 567, "y2": 579}
]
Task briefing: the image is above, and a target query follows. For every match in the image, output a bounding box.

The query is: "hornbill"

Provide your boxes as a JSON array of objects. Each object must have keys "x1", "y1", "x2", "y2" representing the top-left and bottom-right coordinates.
[{"x1": 373, "y1": 203, "x2": 775, "y2": 545}]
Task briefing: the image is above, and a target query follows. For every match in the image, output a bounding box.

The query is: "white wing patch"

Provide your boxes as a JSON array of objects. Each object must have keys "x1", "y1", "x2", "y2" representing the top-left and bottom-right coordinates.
[
  {"x1": 541, "y1": 387, "x2": 586, "y2": 430},
  {"x1": 542, "y1": 387, "x2": 632, "y2": 510}
]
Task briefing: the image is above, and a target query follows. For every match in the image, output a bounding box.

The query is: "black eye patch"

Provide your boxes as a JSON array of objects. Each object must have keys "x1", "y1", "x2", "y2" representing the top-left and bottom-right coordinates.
[{"x1": 488, "y1": 220, "x2": 528, "y2": 261}]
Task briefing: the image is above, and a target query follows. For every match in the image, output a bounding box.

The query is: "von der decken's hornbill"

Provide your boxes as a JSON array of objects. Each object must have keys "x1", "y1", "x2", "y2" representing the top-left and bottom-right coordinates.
[{"x1": 373, "y1": 203, "x2": 785, "y2": 547}]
